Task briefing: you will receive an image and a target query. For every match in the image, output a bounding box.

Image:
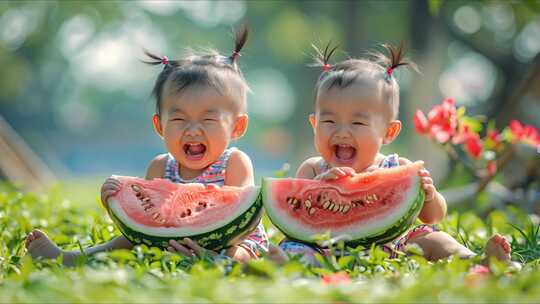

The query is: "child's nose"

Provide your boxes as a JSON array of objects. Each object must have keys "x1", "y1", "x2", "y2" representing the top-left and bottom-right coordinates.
[
  {"x1": 334, "y1": 125, "x2": 351, "y2": 138},
  {"x1": 184, "y1": 122, "x2": 203, "y2": 136}
]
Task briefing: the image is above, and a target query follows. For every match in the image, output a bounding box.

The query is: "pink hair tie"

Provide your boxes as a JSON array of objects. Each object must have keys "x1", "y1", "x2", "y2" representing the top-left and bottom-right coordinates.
[
  {"x1": 386, "y1": 67, "x2": 394, "y2": 76},
  {"x1": 323, "y1": 63, "x2": 330, "y2": 72},
  {"x1": 161, "y1": 56, "x2": 169, "y2": 65},
  {"x1": 231, "y1": 51, "x2": 241, "y2": 61}
]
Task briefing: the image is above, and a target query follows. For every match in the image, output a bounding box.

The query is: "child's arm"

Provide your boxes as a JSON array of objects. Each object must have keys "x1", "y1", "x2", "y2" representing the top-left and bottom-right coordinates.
[
  {"x1": 224, "y1": 150, "x2": 254, "y2": 187},
  {"x1": 297, "y1": 157, "x2": 355, "y2": 180},
  {"x1": 399, "y1": 158, "x2": 447, "y2": 224},
  {"x1": 145, "y1": 154, "x2": 168, "y2": 179},
  {"x1": 296, "y1": 157, "x2": 320, "y2": 179},
  {"x1": 222, "y1": 149, "x2": 260, "y2": 262}
]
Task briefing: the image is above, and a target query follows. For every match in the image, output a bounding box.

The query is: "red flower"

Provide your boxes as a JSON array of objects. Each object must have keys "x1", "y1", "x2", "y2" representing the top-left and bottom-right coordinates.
[
  {"x1": 413, "y1": 110, "x2": 429, "y2": 134},
  {"x1": 465, "y1": 133, "x2": 483, "y2": 159},
  {"x1": 452, "y1": 125, "x2": 472, "y2": 145},
  {"x1": 509, "y1": 120, "x2": 525, "y2": 139},
  {"x1": 414, "y1": 98, "x2": 458, "y2": 143},
  {"x1": 509, "y1": 120, "x2": 540, "y2": 148},
  {"x1": 321, "y1": 272, "x2": 351, "y2": 285}
]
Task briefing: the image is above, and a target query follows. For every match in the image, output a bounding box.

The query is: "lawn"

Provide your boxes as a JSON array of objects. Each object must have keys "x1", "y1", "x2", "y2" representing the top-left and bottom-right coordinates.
[{"x1": 1, "y1": 182, "x2": 540, "y2": 303}]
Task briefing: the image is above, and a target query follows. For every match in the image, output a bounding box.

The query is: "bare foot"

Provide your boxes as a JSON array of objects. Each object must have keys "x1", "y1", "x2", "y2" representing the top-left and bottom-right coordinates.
[
  {"x1": 25, "y1": 229, "x2": 76, "y2": 266},
  {"x1": 484, "y1": 234, "x2": 511, "y2": 262}
]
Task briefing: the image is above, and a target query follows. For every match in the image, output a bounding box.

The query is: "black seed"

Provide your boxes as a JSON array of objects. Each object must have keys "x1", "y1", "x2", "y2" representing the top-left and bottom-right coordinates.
[
  {"x1": 316, "y1": 195, "x2": 321, "y2": 202},
  {"x1": 180, "y1": 212, "x2": 186, "y2": 218},
  {"x1": 187, "y1": 209, "x2": 192, "y2": 216}
]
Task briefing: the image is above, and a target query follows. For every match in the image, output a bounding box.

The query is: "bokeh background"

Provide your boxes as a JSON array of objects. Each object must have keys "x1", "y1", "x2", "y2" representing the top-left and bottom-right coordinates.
[{"x1": 0, "y1": 0, "x2": 539, "y2": 208}]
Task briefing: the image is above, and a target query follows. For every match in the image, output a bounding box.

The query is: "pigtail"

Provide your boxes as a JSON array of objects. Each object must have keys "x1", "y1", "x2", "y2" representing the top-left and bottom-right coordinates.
[
  {"x1": 312, "y1": 42, "x2": 339, "y2": 72},
  {"x1": 142, "y1": 49, "x2": 184, "y2": 68},
  {"x1": 374, "y1": 42, "x2": 418, "y2": 81},
  {"x1": 230, "y1": 24, "x2": 249, "y2": 63}
]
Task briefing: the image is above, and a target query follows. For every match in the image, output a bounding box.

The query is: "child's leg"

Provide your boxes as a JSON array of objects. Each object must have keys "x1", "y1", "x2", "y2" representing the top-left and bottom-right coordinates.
[
  {"x1": 407, "y1": 231, "x2": 512, "y2": 263},
  {"x1": 406, "y1": 231, "x2": 475, "y2": 261},
  {"x1": 25, "y1": 229, "x2": 133, "y2": 266}
]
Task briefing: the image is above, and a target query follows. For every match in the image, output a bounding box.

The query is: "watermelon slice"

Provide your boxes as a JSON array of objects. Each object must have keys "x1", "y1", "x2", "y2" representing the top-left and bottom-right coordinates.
[
  {"x1": 262, "y1": 161, "x2": 425, "y2": 247},
  {"x1": 105, "y1": 176, "x2": 262, "y2": 250}
]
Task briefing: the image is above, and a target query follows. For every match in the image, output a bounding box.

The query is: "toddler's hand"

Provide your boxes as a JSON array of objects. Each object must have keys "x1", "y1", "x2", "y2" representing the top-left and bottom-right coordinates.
[
  {"x1": 101, "y1": 177, "x2": 121, "y2": 206},
  {"x1": 315, "y1": 167, "x2": 355, "y2": 180},
  {"x1": 167, "y1": 238, "x2": 217, "y2": 258},
  {"x1": 419, "y1": 169, "x2": 436, "y2": 202}
]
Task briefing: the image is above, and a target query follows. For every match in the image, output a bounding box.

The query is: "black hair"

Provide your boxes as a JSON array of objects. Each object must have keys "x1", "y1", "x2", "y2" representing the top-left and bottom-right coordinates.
[
  {"x1": 312, "y1": 42, "x2": 418, "y2": 119},
  {"x1": 143, "y1": 25, "x2": 249, "y2": 116}
]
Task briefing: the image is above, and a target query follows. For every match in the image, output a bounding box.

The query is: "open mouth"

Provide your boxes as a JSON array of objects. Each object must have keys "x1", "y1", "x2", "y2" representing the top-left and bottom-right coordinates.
[
  {"x1": 183, "y1": 143, "x2": 207, "y2": 161},
  {"x1": 333, "y1": 144, "x2": 356, "y2": 162}
]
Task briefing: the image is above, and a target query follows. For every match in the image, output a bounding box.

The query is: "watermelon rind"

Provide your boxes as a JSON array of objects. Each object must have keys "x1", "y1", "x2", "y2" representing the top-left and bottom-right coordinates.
[
  {"x1": 262, "y1": 172, "x2": 425, "y2": 248},
  {"x1": 107, "y1": 188, "x2": 263, "y2": 251}
]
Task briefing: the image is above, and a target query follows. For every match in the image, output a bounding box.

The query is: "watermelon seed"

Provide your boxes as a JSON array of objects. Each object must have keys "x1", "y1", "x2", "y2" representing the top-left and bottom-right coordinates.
[
  {"x1": 316, "y1": 195, "x2": 321, "y2": 203},
  {"x1": 131, "y1": 184, "x2": 141, "y2": 192},
  {"x1": 304, "y1": 200, "x2": 312, "y2": 209},
  {"x1": 187, "y1": 209, "x2": 192, "y2": 216},
  {"x1": 338, "y1": 204, "x2": 344, "y2": 213},
  {"x1": 332, "y1": 203, "x2": 340, "y2": 212},
  {"x1": 372, "y1": 194, "x2": 379, "y2": 201},
  {"x1": 343, "y1": 204, "x2": 351, "y2": 213},
  {"x1": 152, "y1": 212, "x2": 161, "y2": 220},
  {"x1": 308, "y1": 208, "x2": 316, "y2": 215},
  {"x1": 180, "y1": 212, "x2": 186, "y2": 218},
  {"x1": 323, "y1": 201, "x2": 330, "y2": 210},
  {"x1": 287, "y1": 197, "x2": 293, "y2": 205}
]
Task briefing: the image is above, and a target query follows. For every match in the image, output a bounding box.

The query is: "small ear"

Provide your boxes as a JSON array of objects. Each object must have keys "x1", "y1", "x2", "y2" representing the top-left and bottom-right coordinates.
[
  {"x1": 152, "y1": 114, "x2": 164, "y2": 138},
  {"x1": 309, "y1": 113, "x2": 316, "y2": 130},
  {"x1": 383, "y1": 120, "x2": 401, "y2": 144},
  {"x1": 232, "y1": 114, "x2": 249, "y2": 139}
]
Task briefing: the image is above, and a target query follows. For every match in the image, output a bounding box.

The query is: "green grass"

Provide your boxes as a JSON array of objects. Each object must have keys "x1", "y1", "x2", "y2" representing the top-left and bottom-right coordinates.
[{"x1": 1, "y1": 182, "x2": 540, "y2": 303}]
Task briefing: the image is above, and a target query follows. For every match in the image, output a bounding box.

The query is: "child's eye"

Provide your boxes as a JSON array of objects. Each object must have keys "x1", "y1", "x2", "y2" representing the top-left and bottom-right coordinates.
[
  {"x1": 171, "y1": 118, "x2": 185, "y2": 122},
  {"x1": 353, "y1": 122, "x2": 366, "y2": 126},
  {"x1": 322, "y1": 120, "x2": 335, "y2": 124}
]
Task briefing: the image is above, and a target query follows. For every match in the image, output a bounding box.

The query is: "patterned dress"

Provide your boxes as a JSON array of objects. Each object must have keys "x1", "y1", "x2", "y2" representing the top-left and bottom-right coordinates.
[
  {"x1": 164, "y1": 147, "x2": 269, "y2": 258},
  {"x1": 279, "y1": 154, "x2": 437, "y2": 264}
]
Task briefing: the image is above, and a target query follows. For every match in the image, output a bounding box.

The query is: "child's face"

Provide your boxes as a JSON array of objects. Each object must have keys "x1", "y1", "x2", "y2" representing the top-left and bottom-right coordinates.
[
  {"x1": 310, "y1": 84, "x2": 401, "y2": 172},
  {"x1": 153, "y1": 86, "x2": 247, "y2": 170}
]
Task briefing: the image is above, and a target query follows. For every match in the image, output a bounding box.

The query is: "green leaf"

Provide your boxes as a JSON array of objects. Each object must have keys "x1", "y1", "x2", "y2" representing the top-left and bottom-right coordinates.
[{"x1": 337, "y1": 255, "x2": 354, "y2": 270}]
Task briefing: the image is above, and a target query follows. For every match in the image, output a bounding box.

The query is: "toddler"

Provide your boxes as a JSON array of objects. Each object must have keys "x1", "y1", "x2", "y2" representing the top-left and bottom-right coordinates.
[
  {"x1": 25, "y1": 26, "x2": 269, "y2": 265},
  {"x1": 276, "y1": 43, "x2": 512, "y2": 265}
]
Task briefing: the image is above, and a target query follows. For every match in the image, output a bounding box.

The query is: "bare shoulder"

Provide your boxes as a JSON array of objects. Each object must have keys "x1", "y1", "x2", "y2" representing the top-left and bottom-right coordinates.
[
  {"x1": 296, "y1": 156, "x2": 323, "y2": 179},
  {"x1": 145, "y1": 153, "x2": 168, "y2": 180},
  {"x1": 228, "y1": 149, "x2": 252, "y2": 166},
  {"x1": 225, "y1": 149, "x2": 254, "y2": 187}
]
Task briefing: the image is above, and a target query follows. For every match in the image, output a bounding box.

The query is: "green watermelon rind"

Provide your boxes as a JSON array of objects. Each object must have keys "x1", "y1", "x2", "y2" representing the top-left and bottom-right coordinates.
[
  {"x1": 107, "y1": 190, "x2": 263, "y2": 251},
  {"x1": 262, "y1": 174, "x2": 425, "y2": 247}
]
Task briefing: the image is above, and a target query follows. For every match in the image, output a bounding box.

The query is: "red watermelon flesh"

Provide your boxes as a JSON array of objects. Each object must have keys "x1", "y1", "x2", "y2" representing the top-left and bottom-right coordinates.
[
  {"x1": 262, "y1": 161, "x2": 425, "y2": 246},
  {"x1": 105, "y1": 176, "x2": 262, "y2": 250}
]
